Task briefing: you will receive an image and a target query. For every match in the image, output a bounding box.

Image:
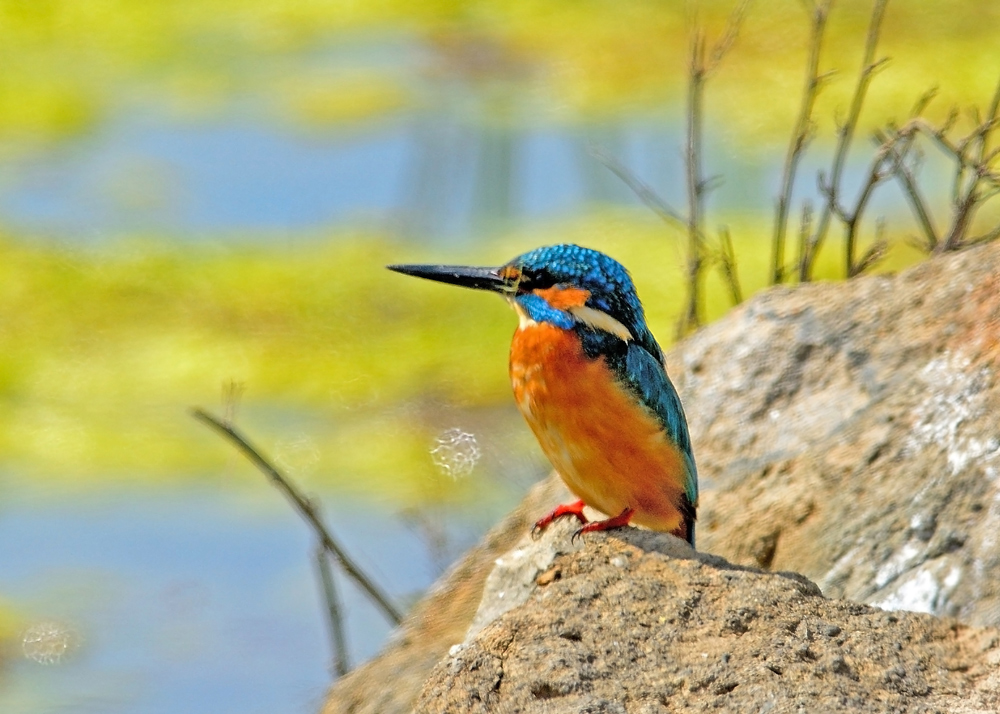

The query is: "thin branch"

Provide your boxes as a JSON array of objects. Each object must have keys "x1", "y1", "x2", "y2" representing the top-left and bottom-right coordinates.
[
  {"x1": 589, "y1": 145, "x2": 687, "y2": 229},
  {"x1": 681, "y1": 28, "x2": 708, "y2": 338},
  {"x1": 875, "y1": 125, "x2": 939, "y2": 251},
  {"x1": 941, "y1": 75, "x2": 1000, "y2": 251},
  {"x1": 191, "y1": 408, "x2": 403, "y2": 626},
  {"x1": 796, "y1": 200, "x2": 815, "y2": 279},
  {"x1": 907, "y1": 116, "x2": 999, "y2": 174},
  {"x1": 716, "y1": 226, "x2": 743, "y2": 305},
  {"x1": 817, "y1": 170, "x2": 850, "y2": 222},
  {"x1": 701, "y1": 174, "x2": 725, "y2": 195},
  {"x1": 314, "y1": 544, "x2": 350, "y2": 677},
  {"x1": 706, "y1": 0, "x2": 754, "y2": 74},
  {"x1": 677, "y1": 0, "x2": 752, "y2": 336},
  {"x1": 844, "y1": 132, "x2": 906, "y2": 276},
  {"x1": 968, "y1": 223, "x2": 1000, "y2": 245},
  {"x1": 980, "y1": 183, "x2": 1000, "y2": 200},
  {"x1": 855, "y1": 217, "x2": 889, "y2": 274},
  {"x1": 773, "y1": 0, "x2": 831, "y2": 285},
  {"x1": 872, "y1": 77, "x2": 1000, "y2": 256},
  {"x1": 804, "y1": 0, "x2": 891, "y2": 281}
]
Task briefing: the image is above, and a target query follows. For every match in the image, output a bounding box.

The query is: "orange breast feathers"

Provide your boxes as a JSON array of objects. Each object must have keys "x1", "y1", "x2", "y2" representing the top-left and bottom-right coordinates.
[{"x1": 509, "y1": 321, "x2": 690, "y2": 533}]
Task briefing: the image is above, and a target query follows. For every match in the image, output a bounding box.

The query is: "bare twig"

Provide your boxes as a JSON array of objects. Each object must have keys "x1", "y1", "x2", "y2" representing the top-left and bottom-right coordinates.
[
  {"x1": 968, "y1": 223, "x2": 1000, "y2": 245},
  {"x1": 678, "y1": 1, "x2": 751, "y2": 337},
  {"x1": 315, "y1": 544, "x2": 350, "y2": 677},
  {"x1": 598, "y1": 3, "x2": 750, "y2": 332},
  {"x1": 804, "y1": 0, "x2": 891, "y2": 281},
  {"x1": 191, "y1": 408, "x2": 403, "y2": 626},
  {"x1": 773, "y1": 0, "x2": 832, "y2": 285},
  {"x1": 875, "y1": 126, "x2": 939, "y2": 251},
  {"x1": 842, "y1": 132, "x2": 905, "y2": 276},
  {"x1": 868, "y1": 89, "x2": 940, "y2": 252},
  {"x1": 830, "y1": 108, "x2": 929, "y2": 278},
  {"x1": 940, "y1": 76, "x2": 1000, "y2": 251},
  {"x1": 706, "y1": 0, "x2": 754, "y2": 74},
  {"x1": 865, "y1": 77, "x2": 1000, "y2": 257},
  {"x1": 588, "y1": 145, "x2": 687, "y2": 228},
  {"x1": 855, "y1": 217, "x2": 889, "y2": 274},
  {"x1": 910, "y1": 113, "x2": 966, "y2": 164},
  {"x1": 681, "y1": 29, "x2": 709, "y2": 337},
  {"x1": 796, "y1": 200, "x2": 815, "y2": 279},
  {"x1": 716, "y1": 226, "x2": 743, "y2": 306}
]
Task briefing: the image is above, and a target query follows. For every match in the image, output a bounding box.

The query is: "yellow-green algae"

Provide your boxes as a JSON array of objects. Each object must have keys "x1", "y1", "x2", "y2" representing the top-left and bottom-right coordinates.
[{"x1": 2, "y1": 0, "x2": 998, "y2": 149}]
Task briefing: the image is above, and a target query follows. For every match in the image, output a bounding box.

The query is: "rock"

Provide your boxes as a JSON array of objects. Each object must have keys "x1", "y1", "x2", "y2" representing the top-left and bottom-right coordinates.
[
  {"x1": 416, "y1": 524, "x2": 1000, "y2": 713},
  {"x1": 681, "y1": 242, "x2": 1000, "y2": 626},
  {"x1": 320, "y1": 477, "x2": 571, "y2": 714},
  {"x1": 323, "y1": 242, "x2": 1000, "y2": 713}
]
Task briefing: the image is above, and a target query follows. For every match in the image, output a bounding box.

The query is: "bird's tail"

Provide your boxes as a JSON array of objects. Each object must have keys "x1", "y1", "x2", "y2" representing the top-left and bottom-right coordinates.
[{"x1": 671, "y1": 516, "x2": 696, "y2": 549}]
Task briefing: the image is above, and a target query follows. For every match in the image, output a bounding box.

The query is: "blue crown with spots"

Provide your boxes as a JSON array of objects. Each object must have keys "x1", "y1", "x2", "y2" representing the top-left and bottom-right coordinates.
[{"x1": 510, "y1": 244, "x2": 652, "y2": 341}]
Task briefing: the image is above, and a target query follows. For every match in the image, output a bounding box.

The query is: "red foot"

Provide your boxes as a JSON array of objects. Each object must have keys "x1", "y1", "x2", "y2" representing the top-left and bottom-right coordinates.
[
  {"x1": 572, "y1": 507, "x2": 635, "y2": 542},
  {"x1": 532, "y1": 500, "x2": 588, "y2": 538}
]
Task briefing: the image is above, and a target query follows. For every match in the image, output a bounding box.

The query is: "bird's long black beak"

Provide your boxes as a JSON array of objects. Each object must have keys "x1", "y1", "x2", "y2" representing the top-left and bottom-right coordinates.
[{"x1": 387, "y1": 263, "x2": 508, "y2": 292}]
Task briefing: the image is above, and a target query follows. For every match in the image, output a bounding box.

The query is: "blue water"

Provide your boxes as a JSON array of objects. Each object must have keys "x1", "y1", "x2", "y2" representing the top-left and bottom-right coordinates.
[
  {"x1": 0, "y1": 109, "x2": 713, "y2": 240},
  {"x1": 1, "y1": 105, "x2": 935, "y2": 249},
  {"x1": 0, "y1": 483, "x2": 508, "y2": 714}
]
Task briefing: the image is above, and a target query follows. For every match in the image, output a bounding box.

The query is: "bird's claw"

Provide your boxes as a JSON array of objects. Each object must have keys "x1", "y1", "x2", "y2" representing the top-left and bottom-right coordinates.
[
  {"x1": 570, "y1": 507, "x2": 635, "y2": 543},
  {"x1": 532, "y1": 500, "x2": 588, "y2": 540}
]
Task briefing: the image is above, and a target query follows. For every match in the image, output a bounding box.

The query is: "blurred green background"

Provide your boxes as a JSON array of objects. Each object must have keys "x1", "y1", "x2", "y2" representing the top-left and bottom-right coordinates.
[{"x1": 1, "y1": 1, "x2": 998, "y2": 712}]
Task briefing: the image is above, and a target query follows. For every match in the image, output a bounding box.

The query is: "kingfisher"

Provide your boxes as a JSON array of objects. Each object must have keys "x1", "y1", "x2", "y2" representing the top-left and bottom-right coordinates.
[{"x1": 388, "y1": 244, "x2": 698, "y2": 545}]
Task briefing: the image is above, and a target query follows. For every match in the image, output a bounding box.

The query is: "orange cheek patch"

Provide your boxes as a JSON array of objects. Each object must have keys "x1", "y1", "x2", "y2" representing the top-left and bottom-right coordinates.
[{"x1": 534, "y1": 286, "x2": 591, "y2": 309}]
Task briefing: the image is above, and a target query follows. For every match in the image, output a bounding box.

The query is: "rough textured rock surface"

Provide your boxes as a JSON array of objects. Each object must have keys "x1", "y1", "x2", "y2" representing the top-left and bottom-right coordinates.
[
  {"x1": 680, "y1": 242, "x2": 1000, "y2": 625},
  {"x1": 320, "y1": 477, "x2": 568, "y2": 714},
  {"x1": 323, "y1": 243, "x2": 1000, "y2": 713},
  {"x1": 417, "y1": 523, "x2": 1000, "y2": 714}
]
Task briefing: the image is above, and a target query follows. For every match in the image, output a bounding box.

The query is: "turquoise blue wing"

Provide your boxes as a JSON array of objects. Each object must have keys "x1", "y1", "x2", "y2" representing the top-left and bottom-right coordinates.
[
  {"x1": 622, "y1": 341, "x2": 699, "y2": 510},
  {"x1": 577, "y1": 328, "x2": 698, "y2": 543}
]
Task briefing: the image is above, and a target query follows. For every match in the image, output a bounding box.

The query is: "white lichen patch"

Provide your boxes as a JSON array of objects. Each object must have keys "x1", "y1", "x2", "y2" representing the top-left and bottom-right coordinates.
[
  {"x1": 872, "y1": 560, "x2": 963, "y2": 615},
  {"x1": 820, "y1": 543, "x2": 864, "y2": 593},
  {"x1": 874, "y1": 542, "x2": 923, "y2": 589},
  {"x1": 905, "y1": 351, "x2": 998, "y2": 476}
]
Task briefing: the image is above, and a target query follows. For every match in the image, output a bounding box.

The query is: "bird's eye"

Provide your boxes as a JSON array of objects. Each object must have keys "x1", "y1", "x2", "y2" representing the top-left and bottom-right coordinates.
[{"x1": 522, "y1": 269, "x2": 555, "y2": 290}]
